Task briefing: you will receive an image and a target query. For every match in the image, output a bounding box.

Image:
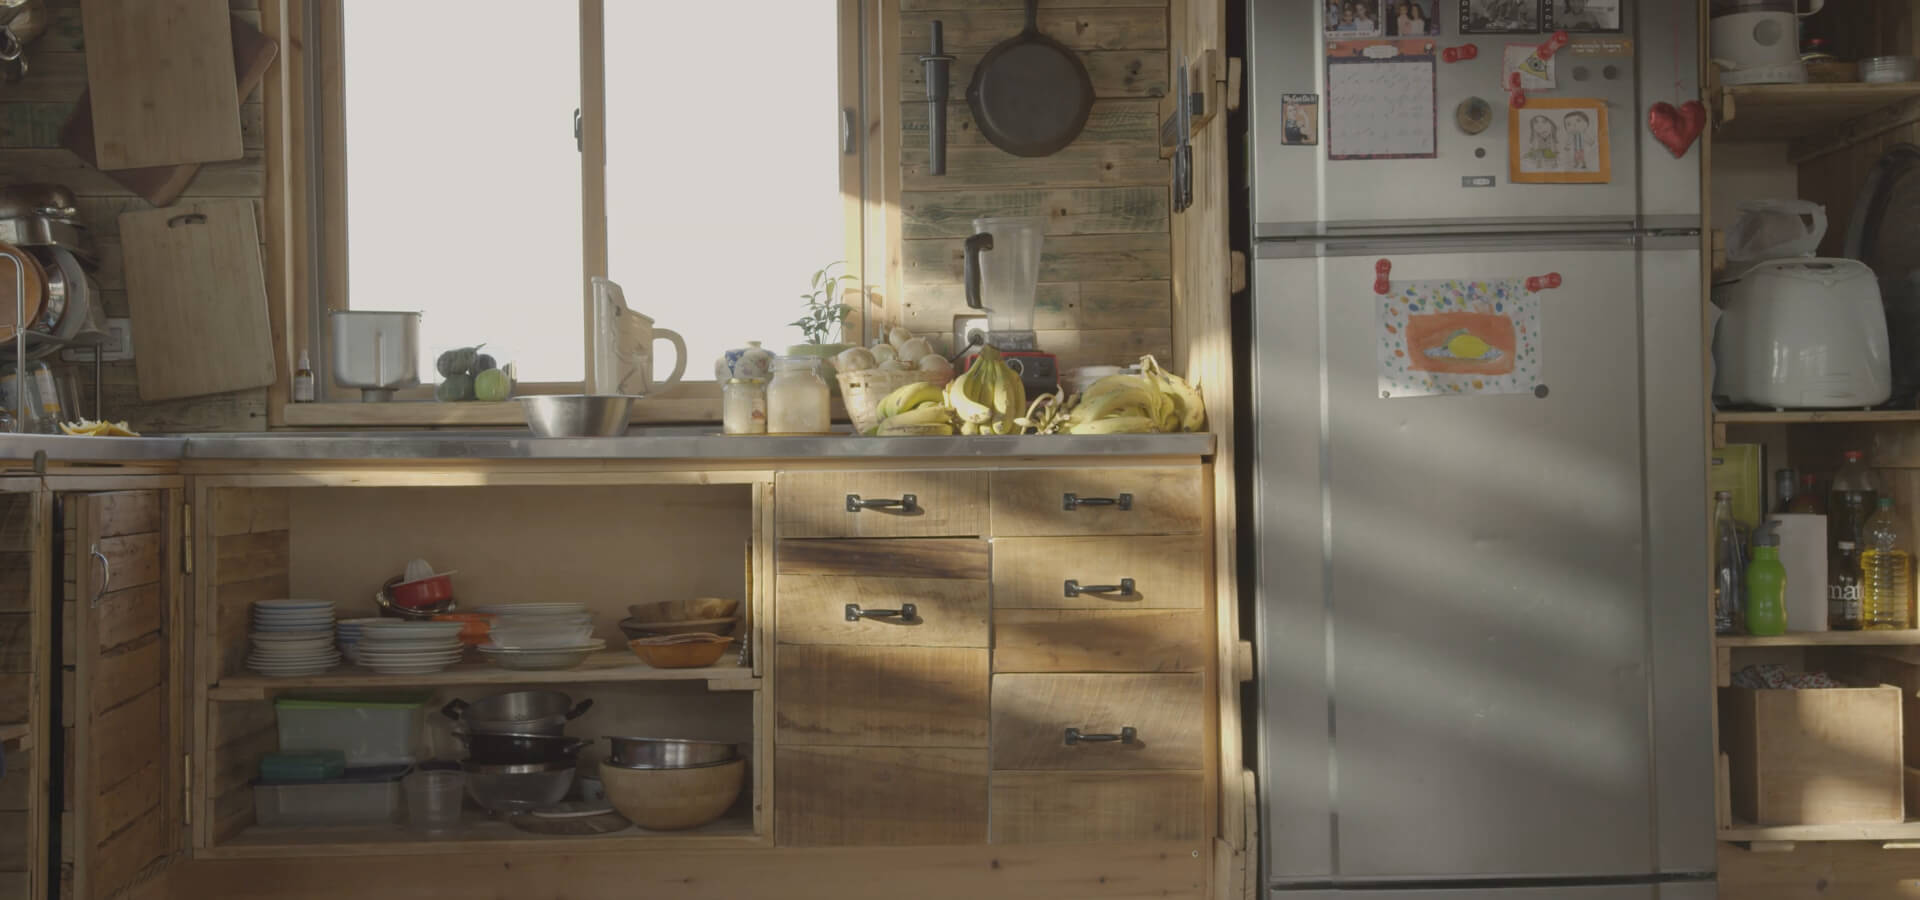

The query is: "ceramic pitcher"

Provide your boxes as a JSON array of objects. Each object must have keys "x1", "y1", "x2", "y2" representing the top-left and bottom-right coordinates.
[{"x1": 590, "y1": 277, "x2": 686, "y2": 396}]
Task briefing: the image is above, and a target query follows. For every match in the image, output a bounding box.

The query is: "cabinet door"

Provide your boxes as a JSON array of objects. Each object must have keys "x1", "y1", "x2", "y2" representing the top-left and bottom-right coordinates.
[
  {"x1": 0, "y1": 488, "x2": 49, "y2": 900},
  {"x1": 67, "y1": 490, "x2": 177, "y2": 900}
]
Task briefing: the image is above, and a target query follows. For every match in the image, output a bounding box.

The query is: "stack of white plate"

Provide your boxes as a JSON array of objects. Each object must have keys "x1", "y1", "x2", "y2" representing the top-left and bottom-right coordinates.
[
  {"x1": 476, "y1": 603, "x2": 600, "y2": 668},
  {"x1": 248, "y1": 600, "x2": 339, "y2": 676},
  {"x1": 354, "y1": 621, "x2": 466, "y2": 674},
  {"x1": 334, "y1": 617, "x2": 384, "y2": 663}
]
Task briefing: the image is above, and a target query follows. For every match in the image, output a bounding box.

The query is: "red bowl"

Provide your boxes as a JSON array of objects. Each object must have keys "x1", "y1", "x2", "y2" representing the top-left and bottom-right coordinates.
[{"x1": 391, "y1": 572, "x2": 454, "y2": 608}]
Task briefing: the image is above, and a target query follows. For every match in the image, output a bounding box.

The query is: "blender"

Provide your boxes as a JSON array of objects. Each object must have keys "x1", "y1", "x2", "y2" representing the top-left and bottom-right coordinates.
[{"x1": 960, "y1": 216, "x2": 1058, "y2": 395}]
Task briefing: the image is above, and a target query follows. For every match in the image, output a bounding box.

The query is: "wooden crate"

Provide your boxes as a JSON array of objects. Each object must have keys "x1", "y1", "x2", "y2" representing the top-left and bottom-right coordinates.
[{"x1": 1721, "y1": 685, "x2": 1906, "y2": 826}]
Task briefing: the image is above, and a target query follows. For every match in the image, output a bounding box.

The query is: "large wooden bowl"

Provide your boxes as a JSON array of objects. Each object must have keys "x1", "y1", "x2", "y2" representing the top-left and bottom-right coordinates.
[{"x1": 599, "y1": 758, "x2": 745, "y2": 831}]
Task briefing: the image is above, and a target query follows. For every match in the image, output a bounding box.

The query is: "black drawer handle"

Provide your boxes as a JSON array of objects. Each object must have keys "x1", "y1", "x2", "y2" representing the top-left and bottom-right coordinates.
[
  {"x1": 1065, "y1": 578, "x2": 1135, "y2": 598},
  {"x1": 1065, "y1": 726, "x2": 1137, "y2": 746},
  {"x1": 1063, "y1": 492, "x2": 1132, "y2": 511},
  {"x1": 846, "y1": 602, "x2": 918, "y2": 623},
  {"x1": 847, "y1": 493, "x2": 918, "y2": 513}
]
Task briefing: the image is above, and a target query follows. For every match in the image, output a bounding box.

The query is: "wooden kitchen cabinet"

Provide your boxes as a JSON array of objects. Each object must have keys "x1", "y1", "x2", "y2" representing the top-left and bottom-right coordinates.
[
  {"x1": 990, "y1": 673, "x2": 1206, "y2": 771},
  {"x1": 775, "y1": 471, "x2": 988, "y2": 538},
  {"x1": 990, "y1": 467, "x2": 1205, "y2": 536},
  {"x1": 990, "y1": 534, "x2": 1208, "y2": 609}
]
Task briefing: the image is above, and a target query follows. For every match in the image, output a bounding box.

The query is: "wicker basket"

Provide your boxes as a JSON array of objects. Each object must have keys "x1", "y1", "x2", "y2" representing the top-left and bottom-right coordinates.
[{"x1": 838, "y1": 368, "x2": 952, "y2": 435}]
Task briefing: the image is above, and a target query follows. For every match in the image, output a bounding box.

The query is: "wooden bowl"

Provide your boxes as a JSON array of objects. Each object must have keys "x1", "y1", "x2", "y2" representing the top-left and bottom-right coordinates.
[
  {"x1": 618, "y1": 617, "x2": 739, "y2": 640},
  {"x1": 599, "y1": 758, "x2": 745, "y2": 831},
  {"x1": 627, "y1": 597, "x2": 739, "y2": 624},
  {"x1": 628, "y1": 635, "x2": 734, "y2": 669}
]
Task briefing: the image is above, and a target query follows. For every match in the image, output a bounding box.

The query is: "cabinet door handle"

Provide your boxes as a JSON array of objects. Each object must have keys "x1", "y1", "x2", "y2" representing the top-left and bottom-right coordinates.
[
  {"x1": 89, "y1": 544, "x2": 110, "y2": 608},
  {"x1": 846, "y1": 602, "x2": 918, "y2": 623},
  {"x1": 1065, "y1": 726, "x2": 1137, "y2": 746},
  {"x1": 846, "y1": 493, "x2": 919, "y2": 513},
  {"x1": 1062, "y1": 492, "x2": 1132, "y2": 511},
  {"x1": 1064, "y1": 578, "x2": 1135, "y2": 598}
]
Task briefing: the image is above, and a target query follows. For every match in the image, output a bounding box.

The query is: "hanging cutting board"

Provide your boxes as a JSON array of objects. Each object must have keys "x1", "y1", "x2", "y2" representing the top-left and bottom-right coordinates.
[
  {"x1": 119, "y1": 200, "x2": 274, "y2": 401},
  {"x1": 79, "y1": 0, "x2": 243, "y2": 171},
  {"x1": 60, "y1": 14, "x2": 278, "y2": 206}
]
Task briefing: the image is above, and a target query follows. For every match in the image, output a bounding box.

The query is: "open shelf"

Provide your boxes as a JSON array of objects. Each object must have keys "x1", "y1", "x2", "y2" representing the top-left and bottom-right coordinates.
[
  {"x1": 1715, "y1": 409, "x2": 1920, "y2": 425},
  {"x1": 204, "y1": 808, "x2": 760, "y2": 858},
  {"x1": 208, "y1": 652, "x2": 758, "y2": 701},
  {"x1": 1720, "y1": 817, "x2": 1920, "y2": 844},
  {"x1": 1714, "y1": 82, "x2": 1920, "y2": 144},
  {"x1": 1718, "y1": 631, "x2": 1920, "y2": 647}
]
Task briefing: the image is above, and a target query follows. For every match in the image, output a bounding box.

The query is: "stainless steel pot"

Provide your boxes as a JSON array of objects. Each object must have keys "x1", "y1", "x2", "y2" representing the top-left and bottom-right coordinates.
[
  {"x1": 461, "y1": 758, "x2": 575, "y2": 813},
  {"x1": 455, "y1": 730, "x2": 587, "y2": 766},
  {"x1": 442, "y1": 691, "x2": 592, "y2": 737},
  {"x1": 603, "y1": 736, "x2": 737, "y2": 770}
]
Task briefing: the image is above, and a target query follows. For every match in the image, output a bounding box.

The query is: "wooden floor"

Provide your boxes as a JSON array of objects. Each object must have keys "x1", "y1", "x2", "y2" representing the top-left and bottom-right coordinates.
[{"x1": 1719, "y1": 841, "x2": 1920, "y2": 899}]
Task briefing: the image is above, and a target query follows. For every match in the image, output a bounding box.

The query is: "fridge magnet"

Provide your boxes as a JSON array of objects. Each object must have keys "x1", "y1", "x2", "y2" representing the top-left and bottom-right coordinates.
[
  {"x1": 1455, "y1": 97, "x2": 1493, "y2": 134},
  {"x1": 1387, "y1": 0, "x2": 1441, "y2": 36},
  {"x1": 1325, "y1": 45, "x2": 1437, "y2": 160},
  {"x1": 1461, "y1": 0, "x2": 1542, "y2": 34},
  {"x1": 1551, "y1": 0, "x2": 1621, "y2": 32},
  {"x1": 1509, "y1": 97, "x2": 1609, "y2": 183},
  {"x1": 1377, "y1": 278, "x2": 1543, "y2": 398},
  {"x1": 1281, "y1": 93, "x2": 1321, "y2": 145},
  {"x1": 1505, "y1": 43, "x2": 1555, "y2": 89},
  {"x1": 1327, "y1": 0, "x2": 1386, "y2": 38}
]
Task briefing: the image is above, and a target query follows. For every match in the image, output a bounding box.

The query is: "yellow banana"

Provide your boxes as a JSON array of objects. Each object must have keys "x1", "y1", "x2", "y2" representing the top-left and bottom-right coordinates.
[
  {"x1": 878, "y1": 381, "x2": 944, "y2": 420},
  {"x1": 1140, "y1": 355, "x2": 1206, "y2": 432},
  {"x1": 878, "y1": 422, "x2": 956, "y2": 436},
  {"x1": 881, "y1": 404, "x2": 955, "y2": 428},
  {"x1": 1067, "y1": 415, "x2": 1157, "y2": 435},
  {"x1": 987, "y1": 358, "x2": 1025, "y2": 435},
  {"x1": 1069, "y1": 384, "x2": 1157, "y2": 424}
]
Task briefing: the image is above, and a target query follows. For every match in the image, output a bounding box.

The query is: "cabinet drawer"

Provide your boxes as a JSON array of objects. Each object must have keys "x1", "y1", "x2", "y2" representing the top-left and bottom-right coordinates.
[
  {"x1": 777, "y1": 538, "x2": 989, "y2": 580},
  {"x1": 991, "y1": 674, "x2": 1204, "y2": 770},
  {"x1": 993, "y1": 609, "x2": 1208, "y2": 673},
  {"x1": 778, "y1": 576, "x2": 989, "y2": 648},
  {"x1": 777, "y1": 471, "x2": 988, "y2": 538},
  {"x1": 991, "y1": 535, "x2": 1206, "y2": 609},
  {"x1": 989, "y1": 771, "x2": 1203, "y2": 843},
  {"x1": 776, "y1": 645, "x2": 989, "y2": 747},
  {"x1": 777, "y1": 745, "x2": 988, "y2": 846},
  {"x1": 991, "y1": 467, "x2": 1204, "y2": 536}
]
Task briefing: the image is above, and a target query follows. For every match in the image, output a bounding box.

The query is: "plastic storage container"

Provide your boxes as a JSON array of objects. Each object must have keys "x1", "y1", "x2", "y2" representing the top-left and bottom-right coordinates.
[
  {"x1": 251, "y1": 766, "x2": 409, "y2": 827},
  {"x1": 275, "y1": 693, "x2": 431, "y2": 766}
]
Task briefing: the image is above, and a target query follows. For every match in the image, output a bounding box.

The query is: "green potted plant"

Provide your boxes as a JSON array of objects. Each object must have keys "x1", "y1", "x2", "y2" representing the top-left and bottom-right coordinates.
[{"x1": 786, "y1": 261, "x2": 859, "y2": 389}]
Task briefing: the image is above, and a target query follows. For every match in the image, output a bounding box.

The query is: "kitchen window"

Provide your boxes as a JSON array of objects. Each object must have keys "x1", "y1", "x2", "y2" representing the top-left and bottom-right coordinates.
[{"x1": 306, "y1": 0, "x2": 867, "y2": 412}]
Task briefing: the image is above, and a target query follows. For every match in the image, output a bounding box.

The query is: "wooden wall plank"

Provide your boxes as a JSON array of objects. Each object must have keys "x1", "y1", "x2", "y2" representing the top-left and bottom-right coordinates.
[
  {"x1": 89, "y1": 636, "x2": 163, "y2": 712},
  {"x1": 901, "y1": 281, "x2": 1171, "y2": 331},
  {"x1": 899, "y1": 9, "x2": 1167, "y2": 51},
  {"x1": 0, "y1": 149, "x2": 263, "y2": 197},
  {"x1": 896, "y1": 50, "x2": 1166, "y2": 99},
  {"x1": 92, "y1": 583, "x2": 162, "y2": 653},
  {"x1": 902, "y1": 186, "x2": 1168, "y2": 239},
  {"x1": 902, "y1": 97, "x2": 1162, "y2": 150},
  {"x1": 905, "y1": 233, "x2": 1169, "y2": 284}
]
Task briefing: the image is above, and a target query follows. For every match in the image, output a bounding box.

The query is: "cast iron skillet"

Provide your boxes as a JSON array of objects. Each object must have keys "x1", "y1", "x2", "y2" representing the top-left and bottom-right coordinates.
[{"x1": 965, "y1": 0, "x2": 1094, "y2": 158}]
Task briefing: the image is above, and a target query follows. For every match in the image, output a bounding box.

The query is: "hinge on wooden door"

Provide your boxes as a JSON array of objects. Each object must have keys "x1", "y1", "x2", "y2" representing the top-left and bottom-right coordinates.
[
  {"x1": 183, "y1": 754, "x2": 192, "y2": 826},
  {"x1": 181, "y1": 503, "x2": 192, "y2": 575}
]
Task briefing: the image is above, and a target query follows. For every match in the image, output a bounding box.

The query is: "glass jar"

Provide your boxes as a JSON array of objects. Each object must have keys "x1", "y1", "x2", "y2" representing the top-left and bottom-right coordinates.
[
  {"x1": 723, "y1": 378, "x2": 768, "y2": 435},
  {"x1": 766, "y1": 356, "x2": 830, "y2": 434}
]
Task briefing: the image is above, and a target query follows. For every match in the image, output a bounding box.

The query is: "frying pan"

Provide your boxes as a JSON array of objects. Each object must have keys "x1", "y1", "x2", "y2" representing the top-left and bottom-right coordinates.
[{"x1": 966, "y1": 0, "x2": 1093, "y2": 158}]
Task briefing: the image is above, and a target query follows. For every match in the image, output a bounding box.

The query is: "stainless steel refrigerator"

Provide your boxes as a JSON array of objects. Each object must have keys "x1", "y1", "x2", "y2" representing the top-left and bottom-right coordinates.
[{"x1": 1247, "y1": 1, "x2": 1716, "y2": 897}]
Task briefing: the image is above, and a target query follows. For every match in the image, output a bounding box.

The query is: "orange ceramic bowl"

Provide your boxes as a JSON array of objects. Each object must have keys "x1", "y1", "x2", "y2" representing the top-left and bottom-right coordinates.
[
  {"x1": 628, "y1": 636, "x2": 735, "y2": 669},
  {"x1": 391, "y1": 572, "x2": 455, "y2": 608},
  {"x1": 434, "y1": 612, "x2": 495, "y2": 647}
]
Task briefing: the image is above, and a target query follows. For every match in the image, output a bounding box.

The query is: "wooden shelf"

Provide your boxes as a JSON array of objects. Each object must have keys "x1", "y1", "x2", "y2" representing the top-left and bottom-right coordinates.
[
  {"x1": 1718, "y1": 631, "x2": 1920, "y2": 647},
  {"x1": 1715, "y1": 409, "x2": 1920, "y2": 425},
  {"x1": 207, "y1": 652, "x2": 758, "y2": 700},
  {"x1": 202, "y1": 808, "x2": 760, "y2": 858},
  {"x1": 0, "y1": 722, "x2": 29, "y2": 750},
  {"x1": 1721, "y1": 818, "x2": 1920, "y2": 844},
  {"x1": 1714, "y1": 82, "x2": 1920, "y2": 145}
]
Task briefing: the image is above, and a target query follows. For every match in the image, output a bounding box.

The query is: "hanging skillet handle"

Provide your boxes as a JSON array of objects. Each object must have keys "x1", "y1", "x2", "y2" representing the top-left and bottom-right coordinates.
[
  {"x1": 963, "y1": 233, "x2": 994, "y2": 310},
  {"x1": 440, "y1": 699, "x2": 470, "y2": 722},
  {"x1": 565, "y1": 699, "x2": 594, "y2": 721},
  {"x1": 1023, "y1": 0, "x2": 1039, "y2": 32}
]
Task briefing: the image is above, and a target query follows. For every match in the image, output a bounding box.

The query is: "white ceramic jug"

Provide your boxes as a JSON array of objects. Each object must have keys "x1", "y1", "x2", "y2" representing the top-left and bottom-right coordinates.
[{"x1": 589, "y1": 277, "x2": 686, "y2": 396}]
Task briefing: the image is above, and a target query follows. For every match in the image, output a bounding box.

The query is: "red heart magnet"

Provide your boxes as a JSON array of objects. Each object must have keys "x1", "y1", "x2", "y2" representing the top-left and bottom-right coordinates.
[{"x1": 1647, "y1": 101, "x2": 1707, "y2": 158}]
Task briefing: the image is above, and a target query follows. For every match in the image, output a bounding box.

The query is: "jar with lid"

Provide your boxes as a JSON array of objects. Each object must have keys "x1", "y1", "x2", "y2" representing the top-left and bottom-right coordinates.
[
  {"x1": 723, "y1": 378, "x2": 768, "y2": 435},
  {"x1": 766, "y1": 356, "x2": 830, "y2": 434}
]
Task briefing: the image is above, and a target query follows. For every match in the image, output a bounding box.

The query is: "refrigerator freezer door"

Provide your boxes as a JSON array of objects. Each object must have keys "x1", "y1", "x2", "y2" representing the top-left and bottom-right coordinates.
[
  {"x1": 1250, "y1": 0, "x2": 1644, "y2": 237},
  {"x1": 1256, "y1": 235, "x2": 1710, "y2": 884}
]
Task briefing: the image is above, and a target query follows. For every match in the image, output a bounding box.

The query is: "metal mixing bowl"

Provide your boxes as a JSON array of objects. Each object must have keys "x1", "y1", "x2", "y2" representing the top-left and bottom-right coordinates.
[
  {"x1": 461, "y1": 758, "x2": 576, "y2": 812},
  {"x1": 603, "y1": 736, "x2": 738, "y2": 770},
  {"x1": 517, "y1": 395, "x2": 632, "y2": 437}
]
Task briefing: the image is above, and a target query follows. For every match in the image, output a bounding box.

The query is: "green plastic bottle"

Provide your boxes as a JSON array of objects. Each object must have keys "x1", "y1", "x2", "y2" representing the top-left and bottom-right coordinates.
[{"x1": 1745, "y1": 520, "x2": 1788, "y2": 637}]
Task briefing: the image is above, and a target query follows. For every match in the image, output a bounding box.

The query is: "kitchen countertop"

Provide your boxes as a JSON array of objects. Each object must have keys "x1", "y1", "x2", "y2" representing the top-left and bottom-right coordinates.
[{"x1": 0, "y1": 429, "x2": 1214, "y2": 463}]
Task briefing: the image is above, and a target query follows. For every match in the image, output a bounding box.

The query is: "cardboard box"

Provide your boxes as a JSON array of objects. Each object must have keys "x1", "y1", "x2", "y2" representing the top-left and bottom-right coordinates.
[{"x1": 1721, "y1": 684, "x2": 1905, "y2": 826}]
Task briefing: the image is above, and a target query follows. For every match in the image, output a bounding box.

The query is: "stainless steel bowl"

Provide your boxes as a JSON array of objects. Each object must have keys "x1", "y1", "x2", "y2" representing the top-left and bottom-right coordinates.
[
  {"x1": 443, "y1": 690, "x2": 592, "y2": 736},
  {"x1": 518, "y1": 394, "x2": 632, "y2": 437},
  {"x1": 461, "y1": 758, "x2": 575, "y2": 812},
  {"x1": 603, "y1": 736, "x2": 738, "y2": 770}
]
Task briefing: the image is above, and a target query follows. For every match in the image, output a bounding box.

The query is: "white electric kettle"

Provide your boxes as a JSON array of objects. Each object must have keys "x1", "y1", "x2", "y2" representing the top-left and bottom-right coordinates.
[
  {"x1": 589, "y1": 276, "x2": 686, "y2": 396},
  {"x1": 1712, "y1": 0, "x2": 1825, "y2": 85}
]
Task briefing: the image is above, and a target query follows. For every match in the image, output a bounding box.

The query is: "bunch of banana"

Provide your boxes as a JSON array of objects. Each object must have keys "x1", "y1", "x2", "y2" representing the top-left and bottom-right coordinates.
[
  {"x1": 875, "y1": 381, "x2": 957, "y2": 436},
  {"x1": 1015, "y1": 388, "x2": 1075, "y2": 435},
  {"x1": 944, "y1": 346, "x2": 1026, "y2": 436},
  {"x1": 1060, "y1": 355, "x2": 1207, "y2": 435}
]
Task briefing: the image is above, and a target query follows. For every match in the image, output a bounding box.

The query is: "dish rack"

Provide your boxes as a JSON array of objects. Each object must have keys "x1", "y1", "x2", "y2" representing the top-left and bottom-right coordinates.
[{"x1": 3, "y1": 241, "x2": 106, "y2": 428}]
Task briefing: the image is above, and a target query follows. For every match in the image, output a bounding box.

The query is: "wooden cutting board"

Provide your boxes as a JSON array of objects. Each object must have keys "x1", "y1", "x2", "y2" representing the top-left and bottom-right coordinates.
[
  {"x1": 79, "y1": 0, "x2": 244, "y2": 171},
  {"x1": 60, "y1": 14, "x2": 278, "y2": 207},
  {"x1": 119, "y1": 200, "x2": 274, "y2": 401}
]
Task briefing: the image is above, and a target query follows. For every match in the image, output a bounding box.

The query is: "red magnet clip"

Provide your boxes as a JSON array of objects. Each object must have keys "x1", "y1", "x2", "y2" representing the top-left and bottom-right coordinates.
[
  {"x1": 1374, "y1": 259, "x2": 1392, "y2": 295},
  {"x1": 1441, "y1": 43, "x2": 1479, "y2": 63},
  {"x1": 1507, "y1": 72, "x2": 1528, "y2": 109},
  {"x1": 1537, "y1": 30, "x2": 1570, "y2": 60},
  {"x1": 1525, "y1": 273, "x2": 1562, "y2": 292}
]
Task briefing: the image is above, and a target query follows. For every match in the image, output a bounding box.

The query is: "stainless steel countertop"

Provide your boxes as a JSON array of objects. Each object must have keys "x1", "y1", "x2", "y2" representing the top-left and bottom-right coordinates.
[{"x1": 0, "y1": 428, "x2": 1214, "y2": 463}]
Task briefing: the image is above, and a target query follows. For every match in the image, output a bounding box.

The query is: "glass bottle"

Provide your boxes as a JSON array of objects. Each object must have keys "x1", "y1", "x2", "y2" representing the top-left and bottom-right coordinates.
[
  {"x1": 293, "y1": 350, "x2": 316, "y2": 403},
  {"x1": 1787, "y1": 473, "x2": 1821, "y2": 514},
  {"x1": 1774, "y1": 468, "x2": 1797, "y2": 514},
  {"x1": 1714, "y1": 491, "x2": 1744, "y2": 635},
  {"x1": 723, "y1": 378, "x2": 768, "y2": 435},
  {"x1": 1861, "y1": 498, "x2": 1914, "y2": 630},
  {"x1": 1829, "y1": 451, "x2": 1878, "y2": 630},
  {"x1": 766, "y1": 356, "x2": 830, "y2": 434}
]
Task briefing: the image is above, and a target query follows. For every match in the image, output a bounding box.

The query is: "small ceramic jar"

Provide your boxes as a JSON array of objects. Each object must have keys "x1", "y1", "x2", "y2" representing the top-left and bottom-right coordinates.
[
  {"x1": 715, "y1": 340, "x2": 776, "y2": 382},
  {"x1": 766, "y1": 357, "x2": 830, "y2": 434},
  {"x1": 723, "y1": 378, "x2": 768, "y2": 435}
]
